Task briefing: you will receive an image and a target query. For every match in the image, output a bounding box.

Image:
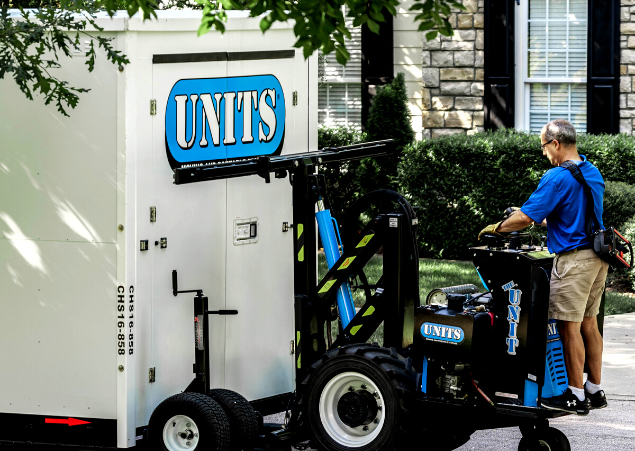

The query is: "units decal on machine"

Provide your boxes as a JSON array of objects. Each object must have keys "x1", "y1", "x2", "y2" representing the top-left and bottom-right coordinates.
[
  {"x1": 503, "y1": 280, "x2": 521, "y2": 355},
  {"x1": 165, "y1": 75, "x2": 285, "y2": 169},
  {"x1": 420, "y1": 322, "x2": 465, "y2": 345}
]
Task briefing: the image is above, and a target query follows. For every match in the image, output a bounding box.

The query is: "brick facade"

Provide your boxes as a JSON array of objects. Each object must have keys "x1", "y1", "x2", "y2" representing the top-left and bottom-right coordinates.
[
  {"x1": 621, "y1": 0, "x2": 635, "y2": 134},
  {"x1": 421, "y1": 0, "x2": 484, "y2": 138}
]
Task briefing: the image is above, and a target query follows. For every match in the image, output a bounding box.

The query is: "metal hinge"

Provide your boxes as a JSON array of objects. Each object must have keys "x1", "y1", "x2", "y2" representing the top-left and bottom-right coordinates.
[
  {"x1": 150, "y1": 99, "x2": 157, "y2": 115},
  {"x1": 292, "y1": 91, "x2": 298, "y2": 106},
  {"x1": 150, "y1": 206, "x2": 156, "y2": 223},
  {"x1": 149, "y1": 367, "x2": 156, "y2": 383},
  {"x1": 290, "y1": 340, "x2": 295, "y2": 355}
]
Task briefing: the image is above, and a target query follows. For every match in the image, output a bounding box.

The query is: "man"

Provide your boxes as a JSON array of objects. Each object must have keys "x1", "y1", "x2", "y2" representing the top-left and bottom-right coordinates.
[{"x1": 479, "y1": 119, "x2": 608, "y2": 415}]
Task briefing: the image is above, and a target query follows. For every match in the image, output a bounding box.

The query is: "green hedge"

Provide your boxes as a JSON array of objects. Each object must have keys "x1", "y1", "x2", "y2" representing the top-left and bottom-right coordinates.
[
  {"x1": 317, "y1": 126, "x2": 366, "y2": 219},
  {"x1": 604, "y1": 181, "x2": 635, "y2": 230},
  {"x1": 398, "y1": 129, "x2": 635, "y2": 259}
]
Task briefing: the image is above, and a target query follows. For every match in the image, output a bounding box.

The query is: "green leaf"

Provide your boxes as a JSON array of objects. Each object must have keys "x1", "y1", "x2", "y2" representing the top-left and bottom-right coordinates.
[
  {"x1": 366, "y1": 18, "x2": 380, "y2": 34},
  {"x1": 334, "y1": 45, "x2": 350, "y2": 65},
  {"x1": 425, "y1": 30, "x2": 438, "y2": 41},
  {"x1": 352, "y1": 14, "x2": 368, "y2": 27},
  {"x1": 417, "y1": 20, "x2": 436, "y2": 31},
  {"x1": 260, "y1": 15, "x2": 274, "y2": 33}
]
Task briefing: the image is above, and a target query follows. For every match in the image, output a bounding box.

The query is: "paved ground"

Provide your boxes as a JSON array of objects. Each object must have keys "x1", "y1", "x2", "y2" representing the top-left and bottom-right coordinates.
[
  {"x1": 454, "y1": 313, "x2": 635, "y2": 450},
  {"x1": 266, "y1": 313, "x2": 635, "y2": 451}
]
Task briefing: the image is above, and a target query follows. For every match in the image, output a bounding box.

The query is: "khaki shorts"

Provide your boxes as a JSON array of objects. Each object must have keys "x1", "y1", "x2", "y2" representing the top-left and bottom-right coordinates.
[{"x1": 549, "y1": 248, "x2": 609, "y2": 322}]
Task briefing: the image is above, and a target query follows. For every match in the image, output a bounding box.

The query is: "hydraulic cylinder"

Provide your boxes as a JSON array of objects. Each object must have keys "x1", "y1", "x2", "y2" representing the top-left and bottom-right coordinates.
[{"x1": 316, "y1": 200, "x2": 356, "y2": 328}]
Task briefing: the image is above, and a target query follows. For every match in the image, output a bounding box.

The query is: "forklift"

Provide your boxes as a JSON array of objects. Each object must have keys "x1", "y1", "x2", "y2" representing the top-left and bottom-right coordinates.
[{"x1": 161, "y1": 140, "x2": 603, "y2": 451}]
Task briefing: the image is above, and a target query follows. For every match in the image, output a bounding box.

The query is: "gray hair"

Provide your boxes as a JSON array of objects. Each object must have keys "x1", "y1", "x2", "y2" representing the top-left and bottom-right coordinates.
[{"x1": 542, "y1": 119, "x2": 577, "y2": 146}]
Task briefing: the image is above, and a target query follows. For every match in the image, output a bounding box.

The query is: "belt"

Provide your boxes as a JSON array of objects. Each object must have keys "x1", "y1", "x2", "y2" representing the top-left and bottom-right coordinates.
[{"x1": 557, "y1": 244, "x2": 593, "y2": 255}]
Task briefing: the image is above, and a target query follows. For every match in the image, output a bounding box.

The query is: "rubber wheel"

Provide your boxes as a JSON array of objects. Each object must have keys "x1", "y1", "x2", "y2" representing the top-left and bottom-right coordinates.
[
  {"x1": 209, "y1": 388, "x2": 259, "y2": 450},
  {"x1": 301, "y1": 343, "x2": 416, "y2": 451},
  {"x1": 148, "y1": 392, "x2": 230, "y2": 451},
  {"x1": 518, "y1": 427, "x2": 571, "y2": 451}
]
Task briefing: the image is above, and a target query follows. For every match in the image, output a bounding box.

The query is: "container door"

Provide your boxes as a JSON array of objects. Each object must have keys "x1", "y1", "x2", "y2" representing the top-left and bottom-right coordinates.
[
  {"x1": 223, "y1": 54, "x2": 302, "y2": 400},
  {"x1": 150, "y1": 61, "x2": 229, "y2": 407}
]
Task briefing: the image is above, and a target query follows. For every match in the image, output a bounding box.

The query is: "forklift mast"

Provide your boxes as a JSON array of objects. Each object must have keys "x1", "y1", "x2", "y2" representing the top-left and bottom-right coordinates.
[{"x1": 173, "y1": 140, "x2": 420, "y2": 388}]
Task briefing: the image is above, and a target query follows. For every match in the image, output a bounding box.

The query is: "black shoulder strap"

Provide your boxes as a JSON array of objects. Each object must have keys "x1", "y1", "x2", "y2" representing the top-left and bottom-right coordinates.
[{"x1": 559, "y1": 160, "x2": 600, "y2": 236}]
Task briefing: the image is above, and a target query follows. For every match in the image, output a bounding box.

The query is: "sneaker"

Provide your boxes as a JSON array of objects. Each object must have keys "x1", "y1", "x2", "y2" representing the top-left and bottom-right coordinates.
[
  {"x1": 541, "y1": 388, "x2": 590, "y2": 416},
  {"x1": 585, "y1": 388, "x2": 608, "y2": 409}
]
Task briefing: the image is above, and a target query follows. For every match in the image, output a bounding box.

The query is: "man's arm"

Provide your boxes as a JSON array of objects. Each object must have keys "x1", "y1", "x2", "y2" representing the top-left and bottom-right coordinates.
[{"x1": 498, "y1": 210, "x2": 536, "y2": 233}]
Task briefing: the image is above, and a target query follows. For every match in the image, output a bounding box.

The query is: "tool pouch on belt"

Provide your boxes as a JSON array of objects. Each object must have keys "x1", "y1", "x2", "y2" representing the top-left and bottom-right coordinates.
[{"x1": 561, "y1": 161, "x2": 633, "y2": 270}]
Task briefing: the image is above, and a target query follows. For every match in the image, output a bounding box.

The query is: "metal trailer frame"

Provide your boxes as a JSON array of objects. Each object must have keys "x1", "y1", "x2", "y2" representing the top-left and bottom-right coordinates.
[{"x1": 172, "y1": 139, "x2": 418, "y2": 404}]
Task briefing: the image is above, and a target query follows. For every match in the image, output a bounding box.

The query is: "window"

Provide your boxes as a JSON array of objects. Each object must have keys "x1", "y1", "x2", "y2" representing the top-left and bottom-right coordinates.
[
  {"x1": 318, "y1": 20, "x2": 362, "y2": 128},
  {"x1": 516, "y1": 0, "x2": 588, "y2": 132}
]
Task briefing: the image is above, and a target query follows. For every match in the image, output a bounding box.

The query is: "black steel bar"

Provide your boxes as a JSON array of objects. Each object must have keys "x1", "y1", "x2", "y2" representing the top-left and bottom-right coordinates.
[{"x1": 173, "y1": 140, "x2": 394, "y2": 185}]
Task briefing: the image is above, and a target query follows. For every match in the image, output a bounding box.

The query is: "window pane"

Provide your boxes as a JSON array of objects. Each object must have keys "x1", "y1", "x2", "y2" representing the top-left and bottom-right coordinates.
[
  {"x1": 529, "y1": 22, "x2": 547, "y2": 50},
  {"x1": 530, "y1": 112, "x2": 550, "y2": 133},
  {"x1": 569, "y1": 0, "x2": 587, "y2": 20},
  {"x1": 547, "y1": 52, "x2": 567, "y2": 77},
  {"x1": 530, "y1": 83, "x2": 549, "y2": 108},
  {"x1": 569, "y1": 22, "x2": 586, "y2": 49},
  {"x1": 317, "y1": 83, "x2": 362, "y2": 128},
  {"x1": 526, "y1": 1, "x2": 587, "y2": 133},
  {"x1": 530, "y1": 0, "x2": 547, "y2": 19},
  {"x1": 529, "y1": 52, "x2": 547, "y2": 77},
  {"x1": 549, "y1": 0, "x2": 567, "y2": 19},
  {"x1": 568, "y1": 52, "x2": 587, "y2": 77},
  {"x1": 548, "y1": 27, "x2": 567, "y2": 50},
  {"x1": 529, "y1": 83, "x2": 587, "y2": 132},
  {"x1": 527, "y1": 0, "x2": 587, "y2": 78}
]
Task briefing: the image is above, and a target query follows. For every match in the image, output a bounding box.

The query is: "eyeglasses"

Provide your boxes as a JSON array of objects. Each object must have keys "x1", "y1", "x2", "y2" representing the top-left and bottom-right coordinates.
[{"x1": 541, "y1": 139, "x2": 555, "y2": 150}]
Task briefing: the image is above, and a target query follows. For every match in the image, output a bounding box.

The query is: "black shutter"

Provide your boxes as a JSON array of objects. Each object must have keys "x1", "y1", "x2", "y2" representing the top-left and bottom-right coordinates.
[
  {"x1": 361, "y1": 15, "x2": 393, "y2": 129},
  {"x1": 587, "y1": 0, "x2": 620, "y2": 134},
  {"x1": 484, "y1": 0, "x2": 515, "y2": 129}
]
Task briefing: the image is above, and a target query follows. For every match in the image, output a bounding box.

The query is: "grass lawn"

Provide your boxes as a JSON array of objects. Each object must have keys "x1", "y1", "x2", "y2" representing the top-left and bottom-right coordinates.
[{"x1": 318, "y1": 254, "x2": 635, "y2": 344}]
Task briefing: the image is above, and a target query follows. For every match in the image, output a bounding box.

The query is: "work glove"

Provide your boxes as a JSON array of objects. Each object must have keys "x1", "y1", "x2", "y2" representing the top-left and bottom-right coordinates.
[
  {"x1": 502, "y1": 206, "x2": 521, "y2": 220},
  {"x1": 478, "y1": 221, "x2": 507, "y2": 241}
]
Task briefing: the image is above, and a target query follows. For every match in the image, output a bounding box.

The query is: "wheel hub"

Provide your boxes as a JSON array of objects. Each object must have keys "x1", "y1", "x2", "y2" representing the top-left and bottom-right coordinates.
[
  {"x1": 337, "y1": 390, "x2": 378, "y2": 427},
  {"x1": 319, "y1": 371, "x2": 385, "y2": 447},
  {"x1": 163, "y1": 415, "x2": 200, "y2": 451}
]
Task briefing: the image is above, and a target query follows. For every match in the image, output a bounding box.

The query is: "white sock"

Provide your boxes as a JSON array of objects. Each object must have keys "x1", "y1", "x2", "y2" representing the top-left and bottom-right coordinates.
[
  {"x1": 569, "y1": 386, "x2": 585, "y2": 401},
  {"x1": 585, "y1": 381, "x2": 602, "y2": 394}
]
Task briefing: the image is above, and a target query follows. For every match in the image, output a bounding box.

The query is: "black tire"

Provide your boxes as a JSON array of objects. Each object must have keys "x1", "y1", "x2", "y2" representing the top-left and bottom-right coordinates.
[
  {"x1": 518, "y1": 427, "x2": 571, "y2": 451},
  {"x1": 301, "y1": 343, "x2": 416, "y2": 451},
  {"x1": 209, "y1": 388, "x2": 259, "y2": 450},
  {"x1": 148, "y1": 392, "x2": 230, "y2": 451}
]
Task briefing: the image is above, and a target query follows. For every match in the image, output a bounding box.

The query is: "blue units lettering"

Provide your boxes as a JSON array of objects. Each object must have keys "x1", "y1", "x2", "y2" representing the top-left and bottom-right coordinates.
[
  {"x1": 165, "y1": 75, "x2": 285, "y2": 168},
  {"x1": 506, "y1": 337, "x2": 519, "y2": 355},
  {"x1": 421, "y1": 322, "x2": 465, "y2": 345},
  {"x1": 503, "y1": 282, "x2": 521, "y2": 355},
  {"x1": 507, "y1": 305, "x2": 521, "y2": 322}
]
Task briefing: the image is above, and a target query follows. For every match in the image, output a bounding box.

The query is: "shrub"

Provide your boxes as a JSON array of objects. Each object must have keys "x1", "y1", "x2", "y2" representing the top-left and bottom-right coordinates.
[
  {"x1": 398, "y1": 129, "x2": 549, "y2": 258},
  {"x1": 397, "y1": 129, "x2": 635, "y2": 259},
  {"x1": 317, "y1": 126, "x2": 366, "y2": 218},
  {"x1": 360, "y1": 73, "x2": 416, "y2": 194},
  {"x1": 603, "y1": 181, "x2": 635, "y2": 230},
  {"x1": 578, "y1": 133, "x2": 635, "y2": 184}
]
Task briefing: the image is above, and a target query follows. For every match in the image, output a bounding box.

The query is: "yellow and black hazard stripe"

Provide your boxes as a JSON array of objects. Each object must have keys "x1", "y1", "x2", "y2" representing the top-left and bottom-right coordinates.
[{"x1": 296, "y1": 223, "x2": 304, "y2": 262}]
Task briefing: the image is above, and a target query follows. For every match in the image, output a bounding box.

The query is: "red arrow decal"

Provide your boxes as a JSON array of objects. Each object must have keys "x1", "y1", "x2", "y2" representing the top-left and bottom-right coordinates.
[{"x1": 45, "y1": 417, "x2": 91, "y2": 426}]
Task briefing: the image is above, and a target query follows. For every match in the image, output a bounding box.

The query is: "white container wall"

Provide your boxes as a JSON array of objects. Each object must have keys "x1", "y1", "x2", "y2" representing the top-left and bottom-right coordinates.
[{"x1": 0, "y1": 10, "x2": 317, "y2": 448}]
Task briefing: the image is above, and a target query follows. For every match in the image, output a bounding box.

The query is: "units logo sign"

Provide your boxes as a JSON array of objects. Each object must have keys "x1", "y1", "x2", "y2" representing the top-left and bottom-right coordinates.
[
  {"x1": 420, "y1": 322, "x2": 465, "y2": 345},
  {"x1": 165, "y1": 75, "x2": 285, "y2": 168},
  {"x1": 502, "y1": 280, "x2": 521, "y2": 355}
]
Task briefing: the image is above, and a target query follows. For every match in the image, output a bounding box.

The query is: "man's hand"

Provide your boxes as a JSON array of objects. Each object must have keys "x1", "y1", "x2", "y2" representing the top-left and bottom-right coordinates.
[{"x1": 478, "y1": 221, "x2": 507, "y2": 241}]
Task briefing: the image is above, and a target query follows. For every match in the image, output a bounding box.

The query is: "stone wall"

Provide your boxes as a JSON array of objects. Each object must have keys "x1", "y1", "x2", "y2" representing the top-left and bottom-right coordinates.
[
  {"x1": 395, "y1": 0, "x2": 426, "y2": 141},
  {"x1": 421, "y1": 0, "x2": 485, "y2": 138},
  {"x1": 621, "y1": 0, "x2": 635, "y2": 134}
]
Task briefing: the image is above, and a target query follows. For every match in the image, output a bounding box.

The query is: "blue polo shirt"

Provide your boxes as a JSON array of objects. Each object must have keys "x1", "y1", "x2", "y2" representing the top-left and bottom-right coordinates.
[{"x1": 521, "y1": 156, "x2": 605, "y2": 254}]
